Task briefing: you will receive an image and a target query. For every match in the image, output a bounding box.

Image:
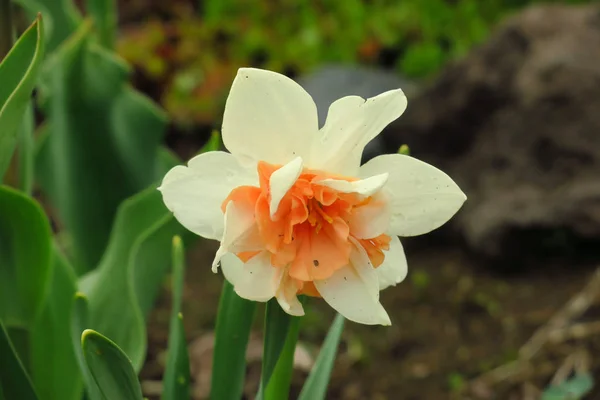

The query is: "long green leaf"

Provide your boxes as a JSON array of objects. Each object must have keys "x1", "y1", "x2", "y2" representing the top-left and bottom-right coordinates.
[
  {"x1": 258, "y1": 299, "x2": 293, "y2": 399},
  {"x1": 36, "y1": 22, "x2": 167, "y2": 271},
  {"x1": 17, "y1": 102, "x2": 35, "y2": 194},
  {"x1": 78, "y1": 186, "x2": 184, "y2": 371},
  {"x1": 264, "y1": 309, "x2": 302, "y2": 400},
  {"x1": 210, "y1": 281, "x2": 256, "y2": 400},
  {"x1": 0, "y1": 15, "x2": 44, "y2": 180},
  {"x1": 30, "y1": 246, "x2": 83, "y2": 400},
  {"x1": 0, "y1": 320, "x2": 38, "y2": 400},
  {"x1": 81, "y1": 329, "x2": 143, "y2": 400},
  {"x1": 161, "y1": 236, "x2": 191, "y2": 400},
  {"x1": 0, "y1": 185, "x2": 52, "y2": 328},
  {"x1": 71, "y1": 293, "x2": 102, "y2": 399},
  {"x1": 298, "y1": 314, "x2": 345, "y2": 400}
]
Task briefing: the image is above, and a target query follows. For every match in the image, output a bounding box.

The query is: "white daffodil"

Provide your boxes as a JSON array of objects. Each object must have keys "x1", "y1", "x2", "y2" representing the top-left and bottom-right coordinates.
[{"x1": 159, "y1": 68, "x2": 466, "y2": 325}]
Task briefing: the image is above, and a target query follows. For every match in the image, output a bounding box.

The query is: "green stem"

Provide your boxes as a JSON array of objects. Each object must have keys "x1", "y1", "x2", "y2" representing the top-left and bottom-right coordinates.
[
  {"x1": 264, "y1": 314, "x2": 301, "y2": 400},
  {"x1": 0, "y1": 0, "x2": 12, "y2": 60},
  {"x1": 210, "y1": 281, "x2": 256, "y2": 400},
  {"x1": 258, "y1": 298, "x2": 306, "y2": 400}
]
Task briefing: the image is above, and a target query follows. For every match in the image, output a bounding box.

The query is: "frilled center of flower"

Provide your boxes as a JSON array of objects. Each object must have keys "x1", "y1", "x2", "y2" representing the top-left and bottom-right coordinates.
[{"x1": 222, "y1": 161, "x2": 390, "y2": 295}]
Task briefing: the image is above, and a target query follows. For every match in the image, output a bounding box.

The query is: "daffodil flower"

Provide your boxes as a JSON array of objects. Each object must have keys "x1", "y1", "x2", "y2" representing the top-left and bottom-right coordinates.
[{"x1": 159, "y1": 68, "x2": 466, "y2": 325}]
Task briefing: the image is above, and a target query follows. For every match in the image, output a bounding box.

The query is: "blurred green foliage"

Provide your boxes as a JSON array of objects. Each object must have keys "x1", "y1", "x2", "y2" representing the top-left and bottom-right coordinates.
[{"x1": 119, "y1": 0, "x2": 591, "y2": 126}]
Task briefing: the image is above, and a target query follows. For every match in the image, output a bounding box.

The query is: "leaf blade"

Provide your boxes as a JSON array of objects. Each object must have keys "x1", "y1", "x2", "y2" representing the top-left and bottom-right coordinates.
[
  {"x1": 81, "y1": 329, "x2": 143, "y2": 400},
  {"x1": 30, "y1": 246, "x2": 83, "y2": 400},
  {"x1": 0, "y1": 185, "x2": 52, "y2": 328},
  {"x1": 210, "y1": 281, "x2": 256, "y2": 400},
  {"x1": 298, "y1": 314, "x2": 345, "y2": 400},
  {"x1": 0, "y1": 319, "x2": 38, "y2": 400},
  {"x1": 161, "y1": 236, "x2": 191, "y2": 400},
  {"x1": 0, "y1": 15, "x2": 44, "y2": 179}
]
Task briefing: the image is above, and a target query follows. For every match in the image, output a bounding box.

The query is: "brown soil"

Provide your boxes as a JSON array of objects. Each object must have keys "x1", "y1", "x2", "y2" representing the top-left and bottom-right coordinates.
[{"x1": 142, "y1": 238, "x2": 600, "y2": 400}]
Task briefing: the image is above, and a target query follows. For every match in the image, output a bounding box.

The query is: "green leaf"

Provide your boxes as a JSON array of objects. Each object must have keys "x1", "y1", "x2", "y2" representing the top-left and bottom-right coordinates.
[
  {"x1": 258, "y1": 299, "x2": 293, "y2": 399},
  {"x1": 81, "y1": 330, "x2": 143, "y2": 400},
  {"x1": 0, "y1": 15, "x2": 44, "y2": 180},
  {"x1": 78, "y1": 186, "x2": 184, "y2": 371},
  {"x1": 161, "y1": 236, "x2": 191, "y2": 400},
  {"x1": 264, "y1": 307, "x2": 302, "y2": 400},
  {"x1": 199, "y1": 130, "x2": 221, "y2": 154},
  {"x1": 36, "y1": 22, "x2": 167, "y2": 271},
  {"x1": 86, "y1": 0, "x2": 117, "y2": 48},
  {"x1": 298, "y1": 314, "x2": 345, "y2": 400},
  {"x1": 17, "y1": 102, "x2": 35, "y2": 194},
  {"x1": 542, "y1": 373, "x2": 594, "y2": 400},
  {"x1": 30, "y1": 246, "x2": 83, "y2": 400},
  {"x1": 210, "y1": 281, "x2": 257, "y2": 400},
  {"x1": 14, "y1": 0, "x2": 81, "y2": 52},
  {"x1": 71, "y1": 293, "x2": 102, "y2": 400},
  {"x1": 0, "y1": 185, "x2": 52, "y2": 328},
  {"x1": 0, "y1": 319, "x2": 38, "y2": 400}
]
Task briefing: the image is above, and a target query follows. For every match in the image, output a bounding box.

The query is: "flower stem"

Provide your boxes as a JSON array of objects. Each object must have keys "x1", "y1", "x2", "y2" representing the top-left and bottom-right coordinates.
[{"x1": 258, "y1": 297, "x2": 306, "y2": 400}]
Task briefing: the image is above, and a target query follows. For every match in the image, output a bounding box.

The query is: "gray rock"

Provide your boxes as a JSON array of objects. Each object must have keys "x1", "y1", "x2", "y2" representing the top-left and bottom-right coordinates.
[
  {"x1": 381, "y1": 4, "x2": 600, "y2": 262},
  {"x1": 297, "y1": 65, "x2": 418, "y2": 160}
]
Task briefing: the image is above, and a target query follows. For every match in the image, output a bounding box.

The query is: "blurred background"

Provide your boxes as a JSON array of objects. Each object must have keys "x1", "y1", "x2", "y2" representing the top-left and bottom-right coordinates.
[{"x1": 59, "y1": 0, "x2": 600, "y2": 398}]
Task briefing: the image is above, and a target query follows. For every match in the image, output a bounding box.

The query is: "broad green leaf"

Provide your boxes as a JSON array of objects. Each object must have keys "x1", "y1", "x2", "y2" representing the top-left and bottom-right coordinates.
[
  {"x1": 0, "y1": 185, "x2": 52, "y2": 328},
  {"x1": 257, "y1": 299, "x2": 293, "y2": 399},
  {"x1": 86, "y1": 0, "x2": 116, "y2": 49},
  {"x1": 264, "y1": 307, "x2": 302, "y2": 400},
  {"x1": 14, "y1": 0, "x2": 81, "y2": 52},
  {"x1": 542, "y1": 373, "x2": 594, "y2": 400},
  {"x1": 71, "y1": 293, "x2": 102, "y2": 399},
  {"x1": 81, "y1": 330, "x2": 143, "y2": 400},
  {"x1": 0, "y1": 320, "x2": 38, "y2": 400},
  {"x1": 36, "y1": 22, "x2": 167, "y2": 271},
  {"x1": 210, "y1": 281, "x2": 256, "y2": 400},
  {"x1": 79, "y1": 186, "x2": 184, "y2": 371},
  {"x1": 161, "y1": 236, "x2": 191, "y2": 400},
  {"x1": 30, "y1": 246, "x2": 83, "y2": 400},
  {"x1": 298, "y1": 314, "x2": 345, "y2": 400},
  {"x1": 0, "y1": 15, "x2": 44, "y2": 180}
]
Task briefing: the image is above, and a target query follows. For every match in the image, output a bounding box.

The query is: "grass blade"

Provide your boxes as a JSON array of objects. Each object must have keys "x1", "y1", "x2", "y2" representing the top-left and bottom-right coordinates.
[
  {"x1": 210, "y1": 281, "x2": 256, "y2": 400},
  {"x1": 298, "y1": 314, "x2": 345, "y2": 400},
  {"x1": 257, "y1": 299, "x2": 293, "y2": 399},
  {"x1": 0, "y1": 319, "x2": 38, "y2": 400},
  {"x1": 81, "y1": 329, "x2": 143, "y2": 400},
  {"x1": 161, "y1": 236, "x2": 191, "y2": 400}
]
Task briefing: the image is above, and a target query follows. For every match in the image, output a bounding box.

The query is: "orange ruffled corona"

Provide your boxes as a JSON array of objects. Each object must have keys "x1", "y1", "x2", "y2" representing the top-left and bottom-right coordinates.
[{"x1": 222, "y1": 161, "x2": 391, "y2": 297}]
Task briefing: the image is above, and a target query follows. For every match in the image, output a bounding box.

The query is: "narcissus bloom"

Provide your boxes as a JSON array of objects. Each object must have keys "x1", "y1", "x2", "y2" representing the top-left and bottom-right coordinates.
[{"x1": 159, "y1": 68, "x2": 466, "y2": 325}]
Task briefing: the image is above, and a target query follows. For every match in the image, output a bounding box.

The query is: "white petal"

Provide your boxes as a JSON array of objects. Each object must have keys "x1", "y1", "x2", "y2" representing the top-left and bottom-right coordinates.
[
  {"x1": 347, "y1": 192, "x2": 391, "y2": 239},
  {"x1": 276, "y1": 272, "x2": 305, "y2": 316},
  {"x1": 359, "y1": 154, "x2": 466, "y2": 237},
  {"x1": 314, "y1": 242, "x2": 391, "y2": 325},
  {"x1": 221, "y1": 251, "x2": 282, "y2": 302},
  {"x1": 310, "y1": 90, "x2": 407, "y2": 175},
  {"x1": 158, "y1": 151, "x2": 257, "y2": 240},
  {"x1": 377, "y1": 236, "x2": 408, "y2": 290},
  {"x1": 222, "y1": 68, "x2": 319, "y2": 166},
  {"x1": 314, "y1": 173, "x2": 388, "y2": 197},
  {"x1": 269, "y1": 156, "x2": 303, "y2": 218},
  {"x1": 212, "y1": 201, "x2": 263, "y2": 272}
]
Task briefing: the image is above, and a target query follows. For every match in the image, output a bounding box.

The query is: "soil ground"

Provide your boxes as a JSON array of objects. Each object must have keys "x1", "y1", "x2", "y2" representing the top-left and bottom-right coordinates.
[{"x1": 141, "y1": 238, "x2": 600, "y2": 399}]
